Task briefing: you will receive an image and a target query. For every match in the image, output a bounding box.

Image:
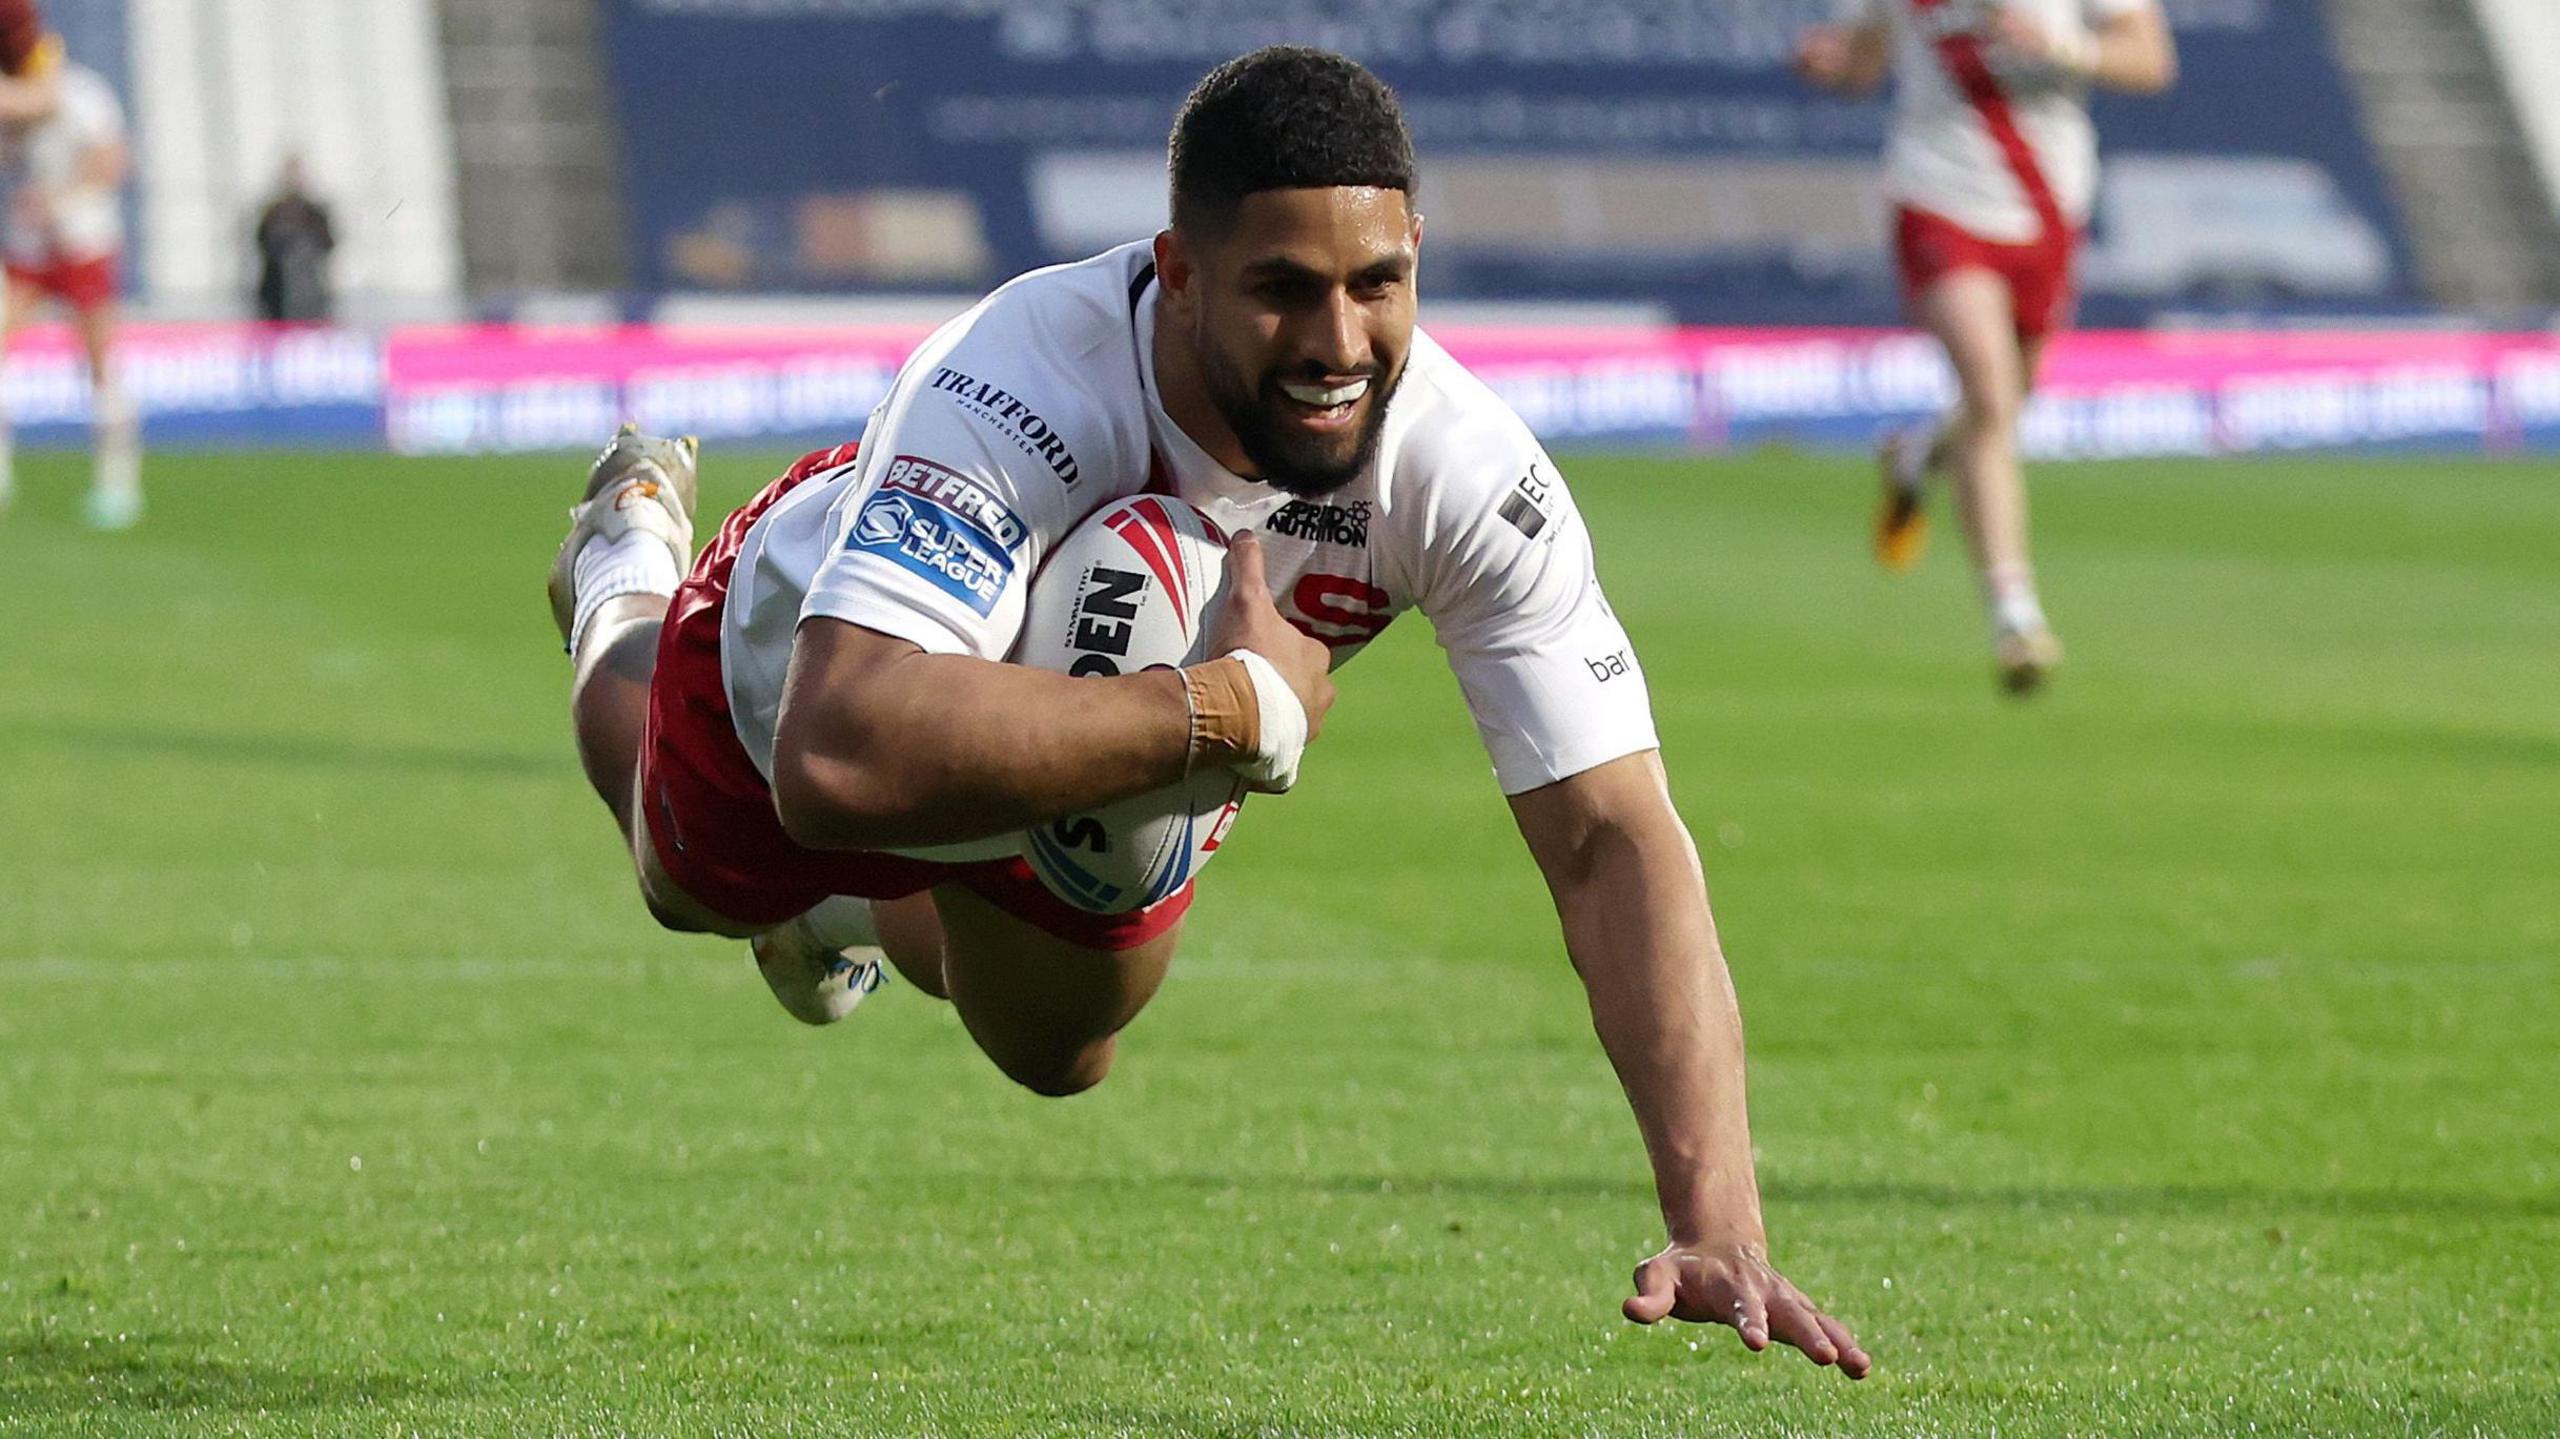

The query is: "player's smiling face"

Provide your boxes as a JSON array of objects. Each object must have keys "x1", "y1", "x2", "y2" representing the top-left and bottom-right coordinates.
[{"x1": 1168, "y1": 186, "x2": 1421, "y2": 497}]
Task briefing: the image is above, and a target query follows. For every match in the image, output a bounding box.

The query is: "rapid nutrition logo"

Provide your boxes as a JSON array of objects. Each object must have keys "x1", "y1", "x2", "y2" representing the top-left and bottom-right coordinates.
[{"x1": 1264, "y1": 498, "x2": 1372, "y2": 548}]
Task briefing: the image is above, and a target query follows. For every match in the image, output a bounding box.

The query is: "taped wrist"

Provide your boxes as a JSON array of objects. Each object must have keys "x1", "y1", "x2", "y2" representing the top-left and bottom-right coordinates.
[
  {"x1": 1181, "y1": 649, "x2": 1306, "y2": 789},
  {"x1": 1181, "y1": 655, "x2": 1257, "y2": 773}
]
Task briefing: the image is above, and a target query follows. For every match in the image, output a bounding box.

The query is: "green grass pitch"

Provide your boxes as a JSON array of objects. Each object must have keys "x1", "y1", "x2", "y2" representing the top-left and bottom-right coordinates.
[{"x1": 2, "y1": 444, "x2": 2554, "y2": 1437}]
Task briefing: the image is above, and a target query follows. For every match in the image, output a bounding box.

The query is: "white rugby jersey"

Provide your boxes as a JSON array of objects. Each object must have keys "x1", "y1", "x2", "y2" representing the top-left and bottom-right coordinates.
[
  {"x1": 721, "y1": 240, "x2": 1659, "y2": 837},
  {"x1": 1842, "y1": 0, "x2": 2148, "y2": 243},
  {"x1": 0, "y1": 64, "x2": 125, "y2": 264}
]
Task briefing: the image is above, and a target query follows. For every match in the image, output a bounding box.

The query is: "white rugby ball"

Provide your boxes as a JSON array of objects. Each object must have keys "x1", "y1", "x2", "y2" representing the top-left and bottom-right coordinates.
[{"x1": 1010, "y1": 496, "x2": 1249, "y2": 914}]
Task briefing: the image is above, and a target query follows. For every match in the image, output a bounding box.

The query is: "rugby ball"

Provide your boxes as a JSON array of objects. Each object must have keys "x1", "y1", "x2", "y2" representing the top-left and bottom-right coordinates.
[{"x1": 1010, "y1": 496, "x2": 1248, "y2": 914}]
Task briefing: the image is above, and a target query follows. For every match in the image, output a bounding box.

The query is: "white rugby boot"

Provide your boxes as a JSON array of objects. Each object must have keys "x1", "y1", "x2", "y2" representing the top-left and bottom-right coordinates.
[
  {"x1": 546, "y1": 424, "x2": 700, "y2": 650},
  {"x1": 1994, "y1": 621, "x2": 2064, "y2": 697},
  {"x1": 750, "y1": 897, "x2": 889, "y2": 1026}
]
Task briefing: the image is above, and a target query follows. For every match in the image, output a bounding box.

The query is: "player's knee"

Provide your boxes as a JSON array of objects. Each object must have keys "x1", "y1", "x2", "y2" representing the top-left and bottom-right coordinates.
[
  {"x1": 1958, "y1": 386, "x2": 2020, "y2": 435},
  {"x1": 640, "y1": 889, "x2": 712, "y2": 935},
  {"x1": 989, "y1": 1037, "x2": 1116, "y2": 1098}
]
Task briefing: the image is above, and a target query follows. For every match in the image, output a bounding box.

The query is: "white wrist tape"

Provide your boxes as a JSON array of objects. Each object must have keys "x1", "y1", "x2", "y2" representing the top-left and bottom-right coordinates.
[{"x1": 1228, "y1": 647, "x2": 1308, "y2": 792}]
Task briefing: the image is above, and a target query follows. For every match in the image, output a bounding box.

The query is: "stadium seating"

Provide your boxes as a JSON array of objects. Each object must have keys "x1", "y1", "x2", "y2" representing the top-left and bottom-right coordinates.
[
  {"x1": 126, "y1": 0, "x2": 461, "y2": 316},
  {"x1": 592, "y1": 0, "x2": 2434, "y2": 323}
]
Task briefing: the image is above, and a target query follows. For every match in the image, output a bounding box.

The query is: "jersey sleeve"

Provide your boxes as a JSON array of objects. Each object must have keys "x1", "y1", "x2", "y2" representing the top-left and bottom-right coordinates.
[
  {"x1": 796, "y1": 350, "x2": 1091, "y2": 661},
  {"x1": 1416, "y1": 438, "x2": 1661, "y2": 796},
  {"x1": 2083, "y1": 0, "x2": 2151, "y2": 21}
]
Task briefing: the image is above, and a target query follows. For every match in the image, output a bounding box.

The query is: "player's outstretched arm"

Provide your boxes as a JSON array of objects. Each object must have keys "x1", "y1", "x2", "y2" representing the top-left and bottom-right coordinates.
[
  {"x1": 1509, "y1": 750, "x2": 1871, "y2": 1379},
  {"x1": 1993, "y1": 3, "x2": 2177, "y2": 94},
  {"x1": 772, "y1": 532, "x2": 1331, "y2": 852}
]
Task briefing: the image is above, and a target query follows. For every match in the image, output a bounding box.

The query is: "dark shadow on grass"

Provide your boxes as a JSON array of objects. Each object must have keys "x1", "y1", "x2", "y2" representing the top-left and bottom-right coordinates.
[
  {"x1": 0, "y1": 1333, "x2": 443, "y2": 1414},
  {"x1": 1014, "y1": 1169, "x2": 2560, "y2": 1222},
  {"x1": 7, "y1": 718, "x2": 554, "y2": 779},
  {"x1": 2220, "y1": 712, "x2": 2560, "y2": 769}
]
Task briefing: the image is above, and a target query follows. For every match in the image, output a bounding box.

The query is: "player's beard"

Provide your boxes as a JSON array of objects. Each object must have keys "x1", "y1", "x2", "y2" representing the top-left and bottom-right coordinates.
[{"x1": 1201, "y1": 348, "x2": 1402, "y2": 499}]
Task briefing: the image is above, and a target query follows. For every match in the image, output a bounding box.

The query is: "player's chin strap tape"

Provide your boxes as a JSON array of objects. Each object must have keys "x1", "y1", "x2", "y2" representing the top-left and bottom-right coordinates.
[{"x1": 1181, "y1": 650, "x2": 1306, "y2": 793}]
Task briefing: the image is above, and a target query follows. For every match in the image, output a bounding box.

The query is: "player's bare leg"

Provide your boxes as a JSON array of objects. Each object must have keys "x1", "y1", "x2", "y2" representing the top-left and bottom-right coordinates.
[
  {"x1": 549, "y1": 430, "x2": 761, "y2": 937},
  {"x1": 928, "y1": 885, "x2": 1181, "y2": 1096},
  {"x1": 1914, "y1": 270, "x2": 2060, "y2": 693},
  {"x1": 0, "y1": 274, "x2": 38, "y2": 515},
  {"x1": 551, "y1": 427, "x2": 932, "y2": 1021},
  {"x1": 73, "y1": 298, "x2": 140, "y2": 530}
]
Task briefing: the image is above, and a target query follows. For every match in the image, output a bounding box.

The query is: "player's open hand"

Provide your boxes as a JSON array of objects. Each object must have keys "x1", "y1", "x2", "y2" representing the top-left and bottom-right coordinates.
[
  {"x1": 1208, "y1": 531, "x2": 1335, "y2": 741},
  {"x1": 1623, "y1": 1240, "x2": 1872, "y2": 1380}
]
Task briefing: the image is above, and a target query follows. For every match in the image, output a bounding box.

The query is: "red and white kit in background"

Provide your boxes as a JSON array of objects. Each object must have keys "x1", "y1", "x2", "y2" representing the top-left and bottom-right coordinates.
[
  {"x1": 1845, "y1": 0, "x2": 2145, "y2": 337},
  {"x1": 0, "y1": 61, "x2": 126, "y2": 310}
]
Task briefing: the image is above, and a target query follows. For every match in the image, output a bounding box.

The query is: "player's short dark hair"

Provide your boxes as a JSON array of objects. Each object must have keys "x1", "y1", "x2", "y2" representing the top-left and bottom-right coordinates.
[{"x1": 1169, "y1": 46, "x2": 1417, "y2": 237}]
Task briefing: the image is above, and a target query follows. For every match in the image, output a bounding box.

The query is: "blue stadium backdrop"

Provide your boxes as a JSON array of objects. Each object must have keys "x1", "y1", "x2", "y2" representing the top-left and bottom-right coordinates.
[{"x1": 597, "y1": 0, "x2": 2418, "y2": 323}]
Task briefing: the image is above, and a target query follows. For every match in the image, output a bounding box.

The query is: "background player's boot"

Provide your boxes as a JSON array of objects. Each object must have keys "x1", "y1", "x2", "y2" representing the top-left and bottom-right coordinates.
[
  {"x1": 547, "y1": 425, "x2": 700, "y2": 649},
  {"x1": 1873, "y1": 426, "x2": 1932, "y2": 571},
  {"x1": 1995, "y1": 622, "x2": 2063, "y2": 697},
  {"x1": 84, "y1": 485, "x2": 144, "y2": 532},
  {"x1": 750, "y1": 898, "x2": 888, "y2": 1026}
]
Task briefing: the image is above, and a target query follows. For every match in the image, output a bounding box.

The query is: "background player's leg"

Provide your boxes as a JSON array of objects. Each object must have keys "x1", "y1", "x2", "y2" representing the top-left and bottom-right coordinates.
[
  {"x1": 1914, "y1": 270, "x2": 2056, "y2": 687},
  {"x1": 929, "y1": 885, "x2": 1180, "y2": 1096},
  {"x1": 75, "y1": 299, "x2": 141, "y2": 530},
  {"x1": 0, "y1": 276, "x2": 39, "y2": 514}
]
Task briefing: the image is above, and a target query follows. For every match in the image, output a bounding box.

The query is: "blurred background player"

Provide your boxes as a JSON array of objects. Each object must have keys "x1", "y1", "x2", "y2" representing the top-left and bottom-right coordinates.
[
  {"x1": 1796, "y1": 0, "x2": 2176, "y2": 693},
  {"x1": 0, "y1": 25, "x2": 135, "y2": 528}
]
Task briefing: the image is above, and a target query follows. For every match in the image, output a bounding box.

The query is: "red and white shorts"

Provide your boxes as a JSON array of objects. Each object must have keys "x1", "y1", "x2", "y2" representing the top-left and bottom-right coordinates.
[
  {"x1": 5, "y1": 249, "x2": 119, "y2": 312},
  {"x1": 1893, "y1": 206, "x2": 2079, "y2": 342},
  {"x1": 639, "y1": 443, "x2": 1193, "y2": 952}
]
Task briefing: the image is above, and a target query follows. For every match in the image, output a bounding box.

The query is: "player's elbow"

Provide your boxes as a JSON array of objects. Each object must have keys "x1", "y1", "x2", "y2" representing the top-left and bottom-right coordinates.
[{"x1": 770, "y1": 740, "x2": 916, "y2": 852}]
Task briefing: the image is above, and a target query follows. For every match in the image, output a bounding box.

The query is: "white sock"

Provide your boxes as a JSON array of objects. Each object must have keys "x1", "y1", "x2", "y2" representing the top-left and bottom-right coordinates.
[
  {"x1": 0, "y1": 392, "x2": 15, "y2": 510},
  {"x1": 93, "y1": 381, "x2": 141, "y2": 504},
  {"x1": 1890, "y1": 416, "x2": 1947, "y2": 494},
  {"x1": 569, "y1": 529, "x2": 681, "y2": 653},
  {"x1": 1985, "y1": 565, "x2": 2047, "y2": 635}
]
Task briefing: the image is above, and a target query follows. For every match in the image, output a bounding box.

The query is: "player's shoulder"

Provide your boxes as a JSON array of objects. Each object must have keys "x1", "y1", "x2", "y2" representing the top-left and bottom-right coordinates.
[
  {"x1": 889, "y1": 242, "x2": 1157, "y2": 496},
  {"x1": 1368, "y1": 329, "x2": 1579, "y2": 597},
  {"x1": 1378, "y1": 328, "x2": 1554, "y2": 515}
]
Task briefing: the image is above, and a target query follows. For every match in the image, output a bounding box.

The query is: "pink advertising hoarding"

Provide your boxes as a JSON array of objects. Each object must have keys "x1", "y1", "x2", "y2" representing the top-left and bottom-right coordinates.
[
  {"x1": 380, "y1": 322, "x2": 2560, "y2": 458},
  {"x1": 10, "y1": 320, "x2": 2559, "y2": 458}
]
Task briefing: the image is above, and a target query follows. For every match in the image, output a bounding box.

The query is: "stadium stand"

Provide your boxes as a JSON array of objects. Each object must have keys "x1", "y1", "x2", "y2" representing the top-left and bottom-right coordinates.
[
  {"x1": 2332, "y1": 0, "x2": 2560, "y2": 311},
  {"x1": 18, "y1": 0, "x2": 2560, "y2": 460},
  {"x1": 593, "y1": 0, "x2": 2429, "y2": 323},
  {"x1": 437, "y1": 0, "x2": 628, "y2": 299},
  {"x1": 127, "y1": 0, "x2": 460, "y2": 317},
  {"x1": 2470, "y1": 0, "x2": 2560, "y2": 236}
]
